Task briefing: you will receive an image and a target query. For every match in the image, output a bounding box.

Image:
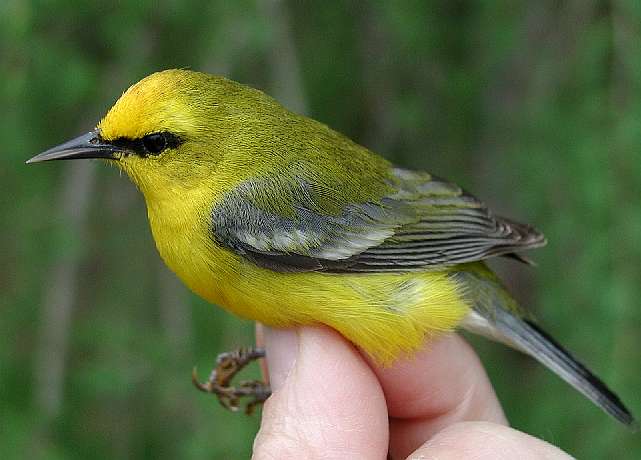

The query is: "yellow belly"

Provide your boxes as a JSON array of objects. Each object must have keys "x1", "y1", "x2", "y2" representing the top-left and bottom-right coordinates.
[
  {"x1": 220, "y1": 260, "x2": 470, "y2": 364},
  {"x1": 147, "y1": 199, "x2": 470, "y2": 365}
]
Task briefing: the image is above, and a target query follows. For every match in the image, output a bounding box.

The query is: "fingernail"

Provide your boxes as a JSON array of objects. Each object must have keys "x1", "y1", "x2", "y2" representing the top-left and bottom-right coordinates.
[{"x1": 263, "y1": 326, "x2": 299, "y2": 392}]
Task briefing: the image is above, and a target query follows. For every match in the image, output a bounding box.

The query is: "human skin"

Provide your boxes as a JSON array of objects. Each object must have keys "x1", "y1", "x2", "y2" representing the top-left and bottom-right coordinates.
[{"x1": 252, "y1": 325, "x2": 574, "y2": 460}]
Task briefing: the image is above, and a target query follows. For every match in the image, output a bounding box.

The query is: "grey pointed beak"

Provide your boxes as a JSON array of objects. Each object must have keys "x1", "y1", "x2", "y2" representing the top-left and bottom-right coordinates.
[{"x1": 26, "y1": 130, "x2": 123, "y2": 164}]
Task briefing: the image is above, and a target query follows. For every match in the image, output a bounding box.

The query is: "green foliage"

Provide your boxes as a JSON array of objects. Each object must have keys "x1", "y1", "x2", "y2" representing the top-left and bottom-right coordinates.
[{"x1": 1, "y1": 1, "x2": 639, "y2": 458}]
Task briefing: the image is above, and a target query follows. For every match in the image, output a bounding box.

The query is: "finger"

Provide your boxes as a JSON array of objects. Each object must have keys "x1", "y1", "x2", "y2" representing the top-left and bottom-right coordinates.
[
  {"x1": 253, "y1": 326, "x2": 389, "y2": 460},
  {"x1": 255, "y1": 323, "x2": 267, "y2": 379},
  {"x1": 254, "y1": 322, "x2": 296, "y2": 386},
  {"x1": 407, "y1": 421, "x2": 574, "y2": 460},
  {"x1": 365, "y1": 333, "x2": 507, "y2": 458}
]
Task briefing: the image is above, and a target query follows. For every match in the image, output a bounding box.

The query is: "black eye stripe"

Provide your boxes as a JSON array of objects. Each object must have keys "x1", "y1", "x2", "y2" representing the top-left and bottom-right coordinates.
[{"x1": 107, "y1": 131, "x2": 183, "y2": 157}]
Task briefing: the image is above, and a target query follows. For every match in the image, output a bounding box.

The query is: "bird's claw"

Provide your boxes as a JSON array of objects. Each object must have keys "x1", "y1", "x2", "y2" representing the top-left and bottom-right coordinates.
[{"x1": 192, "y1": 347, "x2": 271, "y2": 414}]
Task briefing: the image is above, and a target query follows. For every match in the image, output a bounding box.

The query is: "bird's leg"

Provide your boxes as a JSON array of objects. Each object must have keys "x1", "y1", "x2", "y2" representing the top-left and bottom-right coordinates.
[{"x1": 192, "y1": 347, "x2": 271, "y2": 414}]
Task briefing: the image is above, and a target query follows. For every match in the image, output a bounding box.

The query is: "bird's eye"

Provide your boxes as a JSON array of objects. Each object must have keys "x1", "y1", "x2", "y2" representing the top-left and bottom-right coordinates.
[{"x1": 142, "y1": 133, "x2": 167, "y2": 154}]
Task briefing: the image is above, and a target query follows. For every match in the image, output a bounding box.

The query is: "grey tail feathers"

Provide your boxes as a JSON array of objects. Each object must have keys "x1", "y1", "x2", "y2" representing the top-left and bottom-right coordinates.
[{"x1": 470, "y1": 306, "x2": 637, "y2": 428}]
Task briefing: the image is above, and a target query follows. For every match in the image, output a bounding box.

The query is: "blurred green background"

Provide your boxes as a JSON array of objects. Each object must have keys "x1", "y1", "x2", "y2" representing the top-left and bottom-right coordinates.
[{"x1": 2, "y1": 1, "x2": 640, "y2": 458}]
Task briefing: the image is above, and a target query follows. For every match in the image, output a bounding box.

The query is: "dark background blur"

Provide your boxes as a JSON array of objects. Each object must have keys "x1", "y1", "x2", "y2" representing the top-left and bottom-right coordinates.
[{"x1": 2, "y1": 1, "x2": 640, "y2": 458}]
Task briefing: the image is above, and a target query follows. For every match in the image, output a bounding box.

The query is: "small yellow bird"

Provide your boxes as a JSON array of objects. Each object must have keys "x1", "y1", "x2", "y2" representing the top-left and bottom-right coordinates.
[{"x1": 28, "y1": 69, "x2": 635, "y2": 426}]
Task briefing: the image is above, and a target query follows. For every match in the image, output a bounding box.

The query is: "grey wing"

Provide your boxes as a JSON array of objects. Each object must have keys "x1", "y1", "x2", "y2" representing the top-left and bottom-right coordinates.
[{"x1": 211, "y1": 168, "x2": 546, "y2": 273}]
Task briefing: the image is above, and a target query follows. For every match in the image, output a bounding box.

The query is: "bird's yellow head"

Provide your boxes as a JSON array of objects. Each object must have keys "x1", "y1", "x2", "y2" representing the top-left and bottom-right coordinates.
[
  {"x1": 28, "y1": 68, "x2": 387, "y2": 212},
  {"x1": 28, "y1": 69, "x2": 291, "y2": 200}
]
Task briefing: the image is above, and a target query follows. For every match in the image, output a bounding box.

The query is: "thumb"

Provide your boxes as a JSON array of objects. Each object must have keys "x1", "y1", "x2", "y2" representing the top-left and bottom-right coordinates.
[{"x1": 253, "y1": 326, "x2": 389, "y2": 460}]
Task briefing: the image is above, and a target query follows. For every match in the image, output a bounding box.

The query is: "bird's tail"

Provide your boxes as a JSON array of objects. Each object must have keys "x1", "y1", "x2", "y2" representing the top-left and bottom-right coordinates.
[{"x1": 454, "y1": 268, "x2": 637, "y2": 428}]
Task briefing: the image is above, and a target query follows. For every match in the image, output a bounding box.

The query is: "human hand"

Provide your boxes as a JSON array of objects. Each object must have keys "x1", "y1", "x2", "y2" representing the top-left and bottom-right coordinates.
[{"x1": 252, "y1": 325, "x2": 574, "y2": 460}]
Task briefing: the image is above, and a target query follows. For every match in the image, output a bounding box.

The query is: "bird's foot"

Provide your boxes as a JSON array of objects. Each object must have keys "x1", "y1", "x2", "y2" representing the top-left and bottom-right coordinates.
[{"x1": 192, "y1": 347, "x2": 271, "y2": 414}]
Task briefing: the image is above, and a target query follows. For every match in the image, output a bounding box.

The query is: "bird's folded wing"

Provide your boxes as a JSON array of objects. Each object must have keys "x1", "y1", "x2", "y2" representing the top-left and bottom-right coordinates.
[{"x1": 211, "y1": 167, "x2": 546, "y2": 273}]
